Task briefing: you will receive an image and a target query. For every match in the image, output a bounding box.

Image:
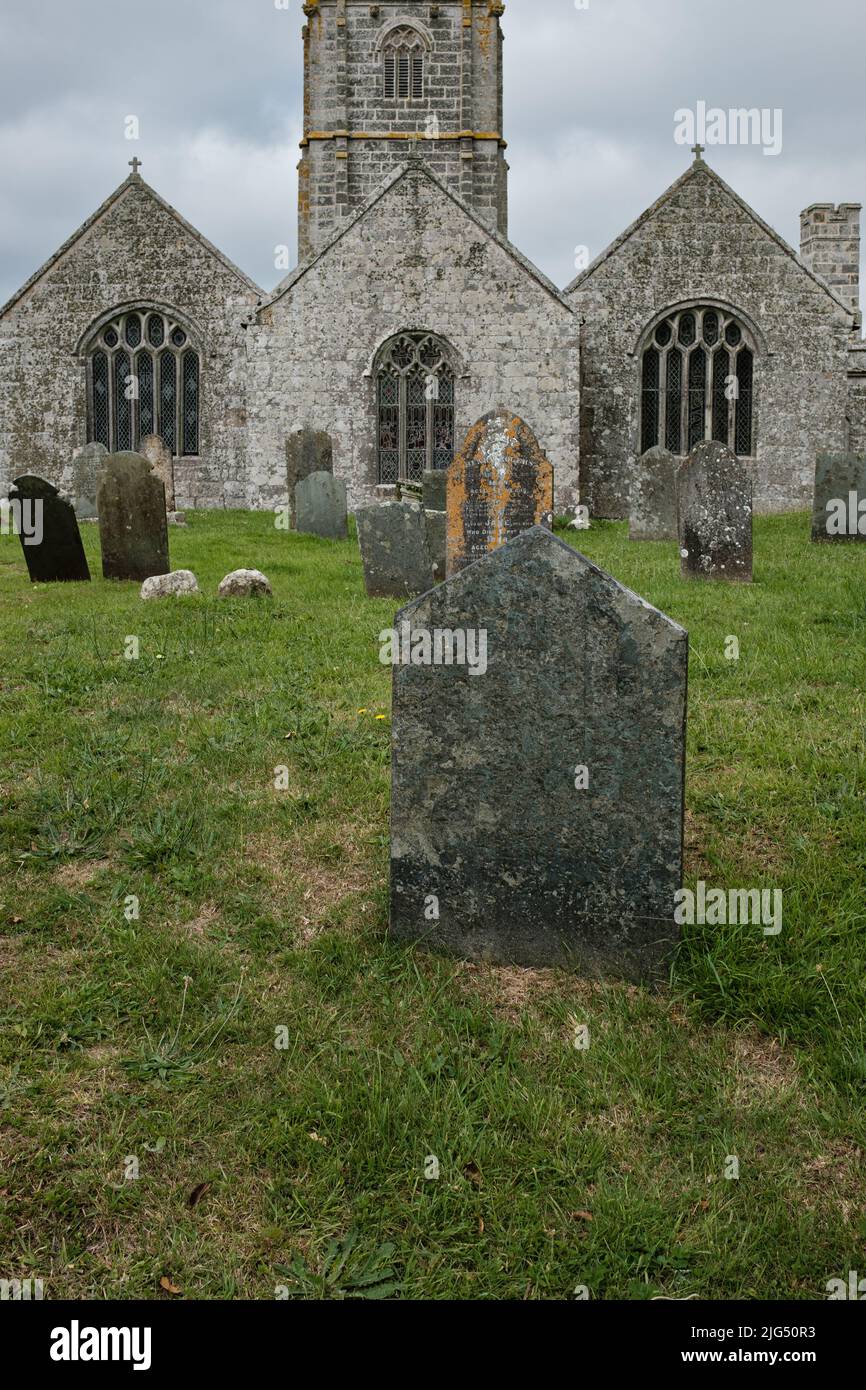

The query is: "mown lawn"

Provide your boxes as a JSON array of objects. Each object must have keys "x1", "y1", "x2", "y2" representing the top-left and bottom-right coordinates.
[{"x1": 0, "y1": 509, "x2": 864, "y2": 1300}]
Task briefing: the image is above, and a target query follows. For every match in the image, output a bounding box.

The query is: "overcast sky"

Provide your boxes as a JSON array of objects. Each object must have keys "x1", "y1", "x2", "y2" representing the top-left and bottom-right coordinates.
[{"x1": 0, "y1": 0, "x2": 864, "y2": 311}]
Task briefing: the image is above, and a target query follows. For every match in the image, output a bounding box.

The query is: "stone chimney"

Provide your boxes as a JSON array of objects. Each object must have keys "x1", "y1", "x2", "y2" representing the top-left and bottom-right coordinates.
[{"x1": 800, "y1": 202, "x2": 862, "y2": 328}]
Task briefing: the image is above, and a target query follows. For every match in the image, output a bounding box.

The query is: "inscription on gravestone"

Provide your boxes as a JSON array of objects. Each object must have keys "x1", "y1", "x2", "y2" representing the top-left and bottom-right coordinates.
[
  {"x1": 8, "y1": 475, "x2": 90, "y2": 583},
  {"x1": 678, "y1": 441, "x2": 753, "y2": 582},
  {"x1": 811, "y1": 453, "x2": 866, "y2": 542},
  {"x1": 97, "y1": 453, "x2": 170, "y2": 582},
  {"x1": 356, "y1": 502, "x2": 434, "y2": 599},
  {"x1": 286, "y1": 429, "x2": 333, "y2": 529},
  {"x1": 446, "y1": 411, "x2": 554, "y2": 577},
  {"x1": 390, "y1": 527, "x2": 688, "y2": 983},
  {"x1": 295, "y1": 471, "x2": 348, "y2": 540},
  {"x1": 630, "y1": 446, "x2": 678, "y2": 542}
]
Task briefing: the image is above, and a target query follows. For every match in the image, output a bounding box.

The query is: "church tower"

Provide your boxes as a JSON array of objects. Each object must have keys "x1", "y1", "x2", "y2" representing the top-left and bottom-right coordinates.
[{"x1": 298, "y1": 1, "x2": 508, "y2": 261}]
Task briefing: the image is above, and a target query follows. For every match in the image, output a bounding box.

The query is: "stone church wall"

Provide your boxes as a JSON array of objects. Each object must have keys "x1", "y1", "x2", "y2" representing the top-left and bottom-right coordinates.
[
  {"x1": 570, "y1": 166, "x2": 853, "y2": 517},
  {"x1": 0, "y1": 178, "x2": 261, "y2": 509},
  {"x1": 247, "y1": 166, "x2": 579, "y2": 514},
  {"x1": 848, "y1": 343, "x2": 866, "y2": 455}
]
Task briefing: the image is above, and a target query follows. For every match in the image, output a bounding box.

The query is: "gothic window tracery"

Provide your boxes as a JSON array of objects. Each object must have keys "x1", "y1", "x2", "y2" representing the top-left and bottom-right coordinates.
[
  {"x1": 375, "y1": 333, "x2": 455, "y2": 484},
  {"x1": 86, "y1": 311, "x2": 200, "y2": 456},
  {"x1": 640, "y1": 306, "x2": 755, "y2": 457},
  {"x1": 383, "y1": 27, "x2": 425, "y2": 100}
]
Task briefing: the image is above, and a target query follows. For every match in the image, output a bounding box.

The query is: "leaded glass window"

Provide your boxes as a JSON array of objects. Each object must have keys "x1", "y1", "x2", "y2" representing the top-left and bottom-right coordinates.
[
  {"x1": 375, "y1": 333, "x2": 456, "y2": 484},
  {"x1": 383, "y1": 27, "x2": 425, "y2": 100},
  {"x1": 639, "y1": 307, "x2": 756, "y2": 458},
  {"x1": 86, "y1": 311, "x2": 201, "y2": 456}
]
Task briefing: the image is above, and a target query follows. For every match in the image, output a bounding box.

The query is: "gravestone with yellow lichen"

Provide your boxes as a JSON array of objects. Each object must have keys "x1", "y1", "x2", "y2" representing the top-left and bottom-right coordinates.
[{"x1": 446, "y1": 411, "x2": 554, "y2": 578}]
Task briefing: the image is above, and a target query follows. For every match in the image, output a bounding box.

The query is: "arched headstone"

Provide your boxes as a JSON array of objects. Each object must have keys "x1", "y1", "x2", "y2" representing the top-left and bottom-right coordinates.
[
  {"x1": 97, "y1": 453, "x2": 169, "y2": 581},
  {"x1": 678, "y1": 441, "x2": 753, "y2": 581},
  {"x1": 446, "y1": 411, "x2": 553, "y2": 577},
  {"x1": 8, "y1": 475, "x2": 90, "y2": 582}
]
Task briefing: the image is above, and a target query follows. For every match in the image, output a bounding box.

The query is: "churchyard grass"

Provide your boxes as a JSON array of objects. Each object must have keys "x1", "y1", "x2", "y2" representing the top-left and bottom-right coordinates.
[{"x1": 1, "y1": 510, "x2": 864, "y2": 1300}]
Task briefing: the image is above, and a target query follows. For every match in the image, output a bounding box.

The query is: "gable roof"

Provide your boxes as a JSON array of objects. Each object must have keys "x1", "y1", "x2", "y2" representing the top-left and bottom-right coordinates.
[
  {"x1": 0, "y1": 173, "x2": 264, "y2": 320},
  {"x1": 564, "y1": 158, "x2": 856, "y2": 320},
  {"x1": 263, "y1": 158, "x2": 574, "y2": 317}
]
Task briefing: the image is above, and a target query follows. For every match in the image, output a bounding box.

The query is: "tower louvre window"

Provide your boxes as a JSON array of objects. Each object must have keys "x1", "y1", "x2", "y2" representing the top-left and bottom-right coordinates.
[
  {"x1": 382, "y1": 27, "x2": 425, "y2": 101},
  {"x1": 85, "y1": 310, "x2": 202, "y2": 457},
  {"x1": 639, "y1": 306, "x2": 756, "y2": 459}
]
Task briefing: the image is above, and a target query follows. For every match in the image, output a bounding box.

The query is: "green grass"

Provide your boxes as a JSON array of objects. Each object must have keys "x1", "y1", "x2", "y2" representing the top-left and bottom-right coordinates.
[{"x1": 0, "y1": 509, "x2": 865, "y2": 1300}]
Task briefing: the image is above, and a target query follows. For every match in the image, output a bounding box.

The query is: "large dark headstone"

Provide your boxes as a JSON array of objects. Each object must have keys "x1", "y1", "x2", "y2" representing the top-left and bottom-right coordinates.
[
  {"x1": 630, "y1": 447, "x2": 678, "y2": 542},
  {"x1": 286, "y1": 429, "x2": 333, "y2": 529},
  {"x1": 70, "y1": 442, "x2": 108, "y2": 520},
  {"x1": 390, "y1": 527, "x2": 688, "y2": 983},
  {"x1": 295, "y1": 471, "x2": 348, "y2": 540},
  {"x1": 356, "y1": 502, "x2": 433, "y2": 599},
  {"x1": 811, "y1": 453, "x2": 866, "y2": 542},
  {"x1": 677, "y1": 442, "x2": 753, "y2": 582},
  {"x1": 97, "y1": 453, "x2": 169, "y2": 582},
  {"x1": 8, "y1": 475, "x2": 90, "y2": 583},
  {"x1": 446, "y1": 410, "x2": 554, "y2": 577}
]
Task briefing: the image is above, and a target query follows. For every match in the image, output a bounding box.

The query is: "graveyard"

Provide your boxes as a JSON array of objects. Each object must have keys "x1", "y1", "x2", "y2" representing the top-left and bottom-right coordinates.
[{"x1": 1, "y1": 505, "x2": 865, "y2": 1300}]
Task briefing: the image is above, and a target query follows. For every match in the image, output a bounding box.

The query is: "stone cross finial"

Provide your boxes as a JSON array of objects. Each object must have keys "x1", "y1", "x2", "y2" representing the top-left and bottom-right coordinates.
[
  {"x1": 692, "y1": 144, "x2": 705, "y2": 162},
  {"x1": 129, "y1": 157, "x2": 142, "y2": 176}
]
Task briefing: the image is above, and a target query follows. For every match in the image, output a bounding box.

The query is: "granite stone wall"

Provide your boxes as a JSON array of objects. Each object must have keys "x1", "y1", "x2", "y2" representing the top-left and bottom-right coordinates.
[
  {"x1": 299, "y1": 0, "x2": 507, "y2": 261},
  {"x1": 0, "y1": 176, "x2": 261, "y2": 509},
  {"x1": 569, "y1": 163, "x2": 855, "y2": 517},
  {"x1": 247, "y1": 163, "x2": 580, "y2": 514}
]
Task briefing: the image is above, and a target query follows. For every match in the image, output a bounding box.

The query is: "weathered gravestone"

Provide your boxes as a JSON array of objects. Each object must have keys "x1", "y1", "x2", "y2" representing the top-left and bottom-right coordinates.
[
  {"x1": 139, "y1": 435, "x2": 175, "y2": 512},
  {"x1": 8, "y1": 475, "x2": 90, "y2": 582},
  {"x1": 446, "y1": 410, "x2": 554, "y2": 577},
  {"x1": 97, "y1": 453, "x2": 169, "y2": 581},
  {"x1": 811, "y1": 453, "x2": 866, "y2": 542},
  {"x1": 677, "y1": 441, "x2": 753, "y2": 582},
  {"x1": 356, "y1": 501, "x2": 433, "y2": 599},
  {"x1": 286, "y1": 429, "x2": 333, "y2": 528},
  {"x1": 70, "y1": 442, "x2": 108, "y2": 520},
  {"x1": 389, "y1": 527, "x2": 688, "y2": 983},
  {"x1": 423, "y1": 469, "x2": 447, "y2": 514},
  {"x1": 629, "y1": 447, "x2": 678, "y2": 542},
  {"x1": 295, "y1": 471, "x2": 348, "y2": 540}
]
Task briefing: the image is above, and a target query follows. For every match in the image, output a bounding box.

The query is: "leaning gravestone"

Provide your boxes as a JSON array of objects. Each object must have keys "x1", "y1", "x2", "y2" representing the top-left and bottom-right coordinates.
[
  {"x1": 8, "y1": 475, "x2": 90, "y2": 583},
  {"x1": 140, "y1": 435, "x2": 175, "y2": 512},
  {"x1": 70, "y1": 442, "x2": 108, "y2": 520},
  {"x1": 630, "y1": 446, "x2": 678, "y2": 542},
  {"x1": 678, "y1": 441, "x2": 753, "y2": 582},
  {"x1": 389, "y1": 526, "x2": 688, "y2": 983},
  {"x1": 295, "y1": 471, "x2": 348, "y2": 540},
  {"x1": 811, "y1": 453, "x2": 866, "y2": 542},
  {"x1": 286, "y1": 429, "x2": 333, "y2": 529},
  {"x1": 356, "y1": 502, "x2": 433, "y2": 599},
  {"x1": 446, "y1": 410, "x2": 554, "y2": 577},
  {"x1": 97, "y1": 453, "x2": 169, "y2": 581}
]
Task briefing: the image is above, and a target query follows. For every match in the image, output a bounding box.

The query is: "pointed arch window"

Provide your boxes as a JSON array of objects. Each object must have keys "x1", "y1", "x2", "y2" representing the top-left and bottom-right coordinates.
[
  {"x1": 86, "y1": 310, "x2": 201, "y2": 456},
  {"x1": 375, "y1": 333, "x2": 456, "y2": 484},
  {"x1": 383, "y1": 27, "x2": 425, "y2": 100},
  {"x1": 640, "y1": 306, "x2": 755, "y2": 457}
]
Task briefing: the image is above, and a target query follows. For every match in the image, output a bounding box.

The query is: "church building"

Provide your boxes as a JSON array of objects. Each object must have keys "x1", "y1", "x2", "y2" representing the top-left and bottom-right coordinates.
[{"x1": 0, "y1": 0, "x2": 863, "y2": 519}]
